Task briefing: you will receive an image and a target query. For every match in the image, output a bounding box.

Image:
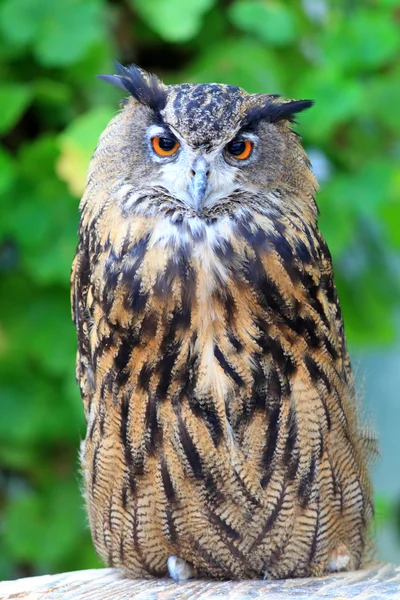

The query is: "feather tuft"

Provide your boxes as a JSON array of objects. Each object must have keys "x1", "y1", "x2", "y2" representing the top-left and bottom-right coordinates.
[
  {"x1": 98, "y1": 62, "x2": 167, "y2": 113},
  {"x1": 243, "y1": 98, "x2": 314, "y2": 129}
]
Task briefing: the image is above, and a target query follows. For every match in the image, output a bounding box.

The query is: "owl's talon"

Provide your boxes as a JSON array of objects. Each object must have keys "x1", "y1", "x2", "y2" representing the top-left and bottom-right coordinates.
[
  {"x1": 327, "y1": 543, "x2": 351, "y2": 572},
  {"x1": 167, "y1": 555, "x2": 195, "y2": 583}
]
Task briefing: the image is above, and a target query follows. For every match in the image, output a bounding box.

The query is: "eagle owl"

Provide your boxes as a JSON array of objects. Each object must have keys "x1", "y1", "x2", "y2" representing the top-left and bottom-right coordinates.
[{"x1": 71, "y1": 63, "x2": 373, "y2": 581}]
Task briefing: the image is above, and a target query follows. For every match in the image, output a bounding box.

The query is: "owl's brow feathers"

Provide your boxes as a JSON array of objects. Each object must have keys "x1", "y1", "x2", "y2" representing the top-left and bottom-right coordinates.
[{"x1": 99, "y1": 63, "x2": 314, "y2": 129}]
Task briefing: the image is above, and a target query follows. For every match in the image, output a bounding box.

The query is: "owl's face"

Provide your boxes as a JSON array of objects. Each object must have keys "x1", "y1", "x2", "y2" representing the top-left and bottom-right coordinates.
[{"x1": 96, "y1": 64, "x2": 317, "y2": 220}]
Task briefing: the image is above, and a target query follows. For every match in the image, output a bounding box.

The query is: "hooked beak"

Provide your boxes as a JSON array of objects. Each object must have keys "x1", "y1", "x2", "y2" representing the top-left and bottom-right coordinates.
[{"x1": 188, "y1": 157, "x2": 209, "y2": 214}]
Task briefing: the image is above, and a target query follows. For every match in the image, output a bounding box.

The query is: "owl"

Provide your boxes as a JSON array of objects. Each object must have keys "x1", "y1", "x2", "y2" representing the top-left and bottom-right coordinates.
[{"x1": 71, "y1": 63, "x2": 373, "y2": 582}]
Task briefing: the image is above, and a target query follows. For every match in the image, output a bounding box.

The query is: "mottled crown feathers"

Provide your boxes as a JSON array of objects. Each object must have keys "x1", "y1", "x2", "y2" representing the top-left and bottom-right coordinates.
[{"x1": 98, "y1": 62, "x2": 313, "y2": 125}]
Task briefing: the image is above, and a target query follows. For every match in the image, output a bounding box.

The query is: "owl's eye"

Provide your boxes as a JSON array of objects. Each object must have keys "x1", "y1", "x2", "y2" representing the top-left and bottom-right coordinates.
[
  {"x1": 226, "y1": 139, "x2": 253, "y2": 160},
  {"x1": 152, "y1": 136, "x2": 180, "y2": 157}
]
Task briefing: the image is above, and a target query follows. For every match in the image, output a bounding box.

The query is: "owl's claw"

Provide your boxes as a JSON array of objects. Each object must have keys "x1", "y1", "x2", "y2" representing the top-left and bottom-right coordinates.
[
  {"x1": 327, "y1": 543, "x2": 351, "y2": 572},
  {"x1": 167, "y1": 555, "x2": 195, "y2": 583}
]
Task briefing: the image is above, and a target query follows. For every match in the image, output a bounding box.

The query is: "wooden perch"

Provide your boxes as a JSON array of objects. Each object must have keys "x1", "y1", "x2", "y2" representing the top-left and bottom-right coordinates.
[{"x1": 0, "y1": 563, "x2": 399, "y2": 599}]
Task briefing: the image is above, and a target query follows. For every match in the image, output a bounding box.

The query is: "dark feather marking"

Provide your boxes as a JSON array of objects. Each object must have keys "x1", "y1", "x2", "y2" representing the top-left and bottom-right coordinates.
[
  {"x1": 123, "y1": 278, "x2": 149, "y2": 313},
  {"x1": 271, "y1": 222, "x2": 294, "y2": 263},
  {"x1": 165, "y1": 506, "x2": 177, "y2": 543},
  {"x1": 91, "y1": 444, "x2": 100, "y2": 489},
  {"x1": 271, "y1": 338, "x2": 297, "y2": 377},
  {"x1": 94, "y1": 331, "x2": 115, "y2": 361},
  {"x1": 284, "y1": 404, "x2": 299, "y2": 479},
  {"x1": 190, "y1": 534, "x2": 236, "y2": 578},
  {"x1": 120, "y1": 395, "x2": 141, "y2": 493},
  {"x1": 323, "y1": 335, "x2": 338, "y2": 359},
  {"x1": 215, "y1": 238, "x2": 234, "y2": 262},
  {"x1": 145, "y1": 394, "x2": 162, "y2": 454},
  {"x1": 308, "y1": 287, "x2": 331, "y2": 329},
  {"x1": 213, "y1": 287, "x2": 236, "y2": 326},
  {"x1": 161, "y1": 458, "x2": 175, "y2": 502},
  {"x1": 188, "y1": 395, "x2": 224, "y2": 446},
  {"x1": 178, "y1": 415, "x2": 204, "y2": 480},
  {"x1": 228, "y1": 330, "x2": 243, "y2": 351},
  {"x1": 214, "y1": 345, "x2": 244, "y2": 387},
  {"x1": 160, "y1": 459, "x2": 178, "y2": 543},
  {"x1": 261, "y1": 403, "x2": 281, "y2": 488},
  {"x1": 304, "y1": 355, "x2": 332, "y2": 394},
  {"x1": 120, "y1": 394, "x2": 130, "y2": 447},
  {"x1": 290, "y1": 315, "x2": 321, "y2": 348},
  {"x1": 208, "y1": 511, "x2": 240, "y2": 541},
  {"x1": 249, "y1": 354, "x2": 267, "y2": 412},
  {"x1": 243, "y1": 252, "x2": 291, "y2": 322},
  {"x1": 155, "y1": 335, "x2": 181, "y2": 399},
  {"x1": 320, "y1": 272, "x2": 336, "y2": 303},
  {"x1": 170, "y1": 304, "x2": 192, "y2": 331},
  {"x1": 108, "y1": 501, "x2": 113, "y2": 532},
  {"x1": 204, "y1": 473, "x2": 226, "y2": 505},
  {"x1": 307, "y1": 503, "x2": 320, "y2": 568},
  {"x1": 256, "y1": 332, "x2": 297, "y2": 379},
  {"x1": 121, "y1": 485, "x2": 128, "y2": 510},
  {"x1": 88, "y1": 415, "x2": 96, "y2": 441},
  {"x1": 250, "y1": 482, "x2": 287, "y2": 550},
  {"x1": 268, "y1": 369, "x2": 282, "y2": 402},
  {"x1": 114, "y1": 333, "x2": 140, "y2": 385},
  {"x1": 119, "y1": 537, "x2": 125, "y2": 562},
  {"x1": 295, "y1": 239, "x2": 312, "y2": 263},
  {"x1": 137, "y1": 363, "x2": 152, "y2": 391},
  {"x1": 298, "y1": 454, "x2": 316, "y2": 508},
  {"x1": 139, "y1": 312, "x2": 158, "y2": 339}
]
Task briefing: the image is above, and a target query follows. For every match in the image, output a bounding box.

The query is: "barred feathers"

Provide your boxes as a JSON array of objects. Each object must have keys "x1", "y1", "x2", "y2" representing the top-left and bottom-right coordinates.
[{"x1": 71, "y1": 80, "x2": 373, "y2": 580}]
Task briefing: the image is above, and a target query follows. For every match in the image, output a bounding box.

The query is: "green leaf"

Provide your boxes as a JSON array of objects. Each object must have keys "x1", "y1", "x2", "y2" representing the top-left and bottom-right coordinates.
[
  {"x1": 186, "y1": 37, "x2": 283, "y2": 93},
  {"x1": 229, "y1": 0, "x2": 297, "y2": 46},
  {"x1": 34, "y1": 0, "x2": 105, "y2": 66},
  {"x1": 0, "y1": 84, "x2": 32, "y2": 134},
  {"x1": 0, "y1": 146, "x2": 16, "y2": 195},
  {"x1": 2, "y1": 480, "x2": 87, "y2": 565},
  {"x1": 0, "y1": 0, "x2": 47, "y2": 47},
  {"x1": 294, "y1": 70, "x2": 363, "y2": 141},
  {"x1": 321, "y1": 7, "x2": 399, "y2": 71},
  {"x1": 0, "y1": 0, "x2": 104, "y2": 65},
  {"x1": 132, "y1": 0, "x2": 215, "y2": 42}
]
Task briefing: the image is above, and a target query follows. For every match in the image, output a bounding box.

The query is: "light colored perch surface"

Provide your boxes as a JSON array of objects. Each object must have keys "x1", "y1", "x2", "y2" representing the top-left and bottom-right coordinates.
[{"x1": 0, "y1": 563, "x2": 399, "y2": 600}]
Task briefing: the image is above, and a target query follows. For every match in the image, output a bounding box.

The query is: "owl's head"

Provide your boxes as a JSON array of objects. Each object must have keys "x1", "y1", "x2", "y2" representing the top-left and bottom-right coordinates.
[{"x1": 92, "y1": 63, "x2": 317, "y2": 221}]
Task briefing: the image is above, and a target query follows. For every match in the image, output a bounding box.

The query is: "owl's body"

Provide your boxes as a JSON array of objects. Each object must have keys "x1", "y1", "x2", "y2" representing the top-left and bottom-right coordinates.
[{"x1": 71, "y1": 66, "x2": 373, "y2": 580}]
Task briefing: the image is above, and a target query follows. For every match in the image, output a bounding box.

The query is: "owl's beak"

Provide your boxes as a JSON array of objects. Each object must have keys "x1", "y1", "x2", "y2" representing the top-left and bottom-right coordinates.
[{"x1": 188, "y1": 156, "x2": 210, "y2": 214}]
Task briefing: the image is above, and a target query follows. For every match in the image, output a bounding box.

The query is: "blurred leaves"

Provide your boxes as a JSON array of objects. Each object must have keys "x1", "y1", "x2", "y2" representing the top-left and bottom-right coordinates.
[
  {"x1": 0, "y1": 84, "x2": 32, "y2": 134},
  {"x1": 0, "y1": 0, "x2": 400, "y2": 581},
  {"x1": 229, "y1": 1, "x2": 297, "y2": 46},
  {"x1": 132, "y1": 0, "x2": 215, "y2": 42},
  {"x1": 0, "y1": 0, "x2": 106, "y2": 66}
]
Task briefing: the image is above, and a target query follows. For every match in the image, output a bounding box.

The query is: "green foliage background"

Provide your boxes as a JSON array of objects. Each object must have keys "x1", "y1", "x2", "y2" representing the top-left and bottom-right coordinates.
[{"x1": 1, "y1": 0, "x2": 399, "y2": 580}]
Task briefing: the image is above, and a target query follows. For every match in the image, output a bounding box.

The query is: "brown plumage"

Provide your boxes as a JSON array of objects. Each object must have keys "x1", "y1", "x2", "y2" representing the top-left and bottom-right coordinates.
[{"x1": 71, "y1": 64, "x2": 373, "y2": 580}]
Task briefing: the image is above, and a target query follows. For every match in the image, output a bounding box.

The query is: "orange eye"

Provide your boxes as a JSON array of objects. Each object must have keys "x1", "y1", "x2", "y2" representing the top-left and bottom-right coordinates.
[
  {"x1": 226, "y1": 139, "x2": 253, "y2": 160},
  {"x1": 152, "y1": 136, "x2": 180, "y2": 157}
]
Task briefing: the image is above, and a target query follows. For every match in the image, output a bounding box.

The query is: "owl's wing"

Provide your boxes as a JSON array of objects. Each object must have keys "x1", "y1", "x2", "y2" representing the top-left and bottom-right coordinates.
[
  {"x1": 314, "y1": 231, "x2": 352, "y2": 383},
  {"x1": 71, "y1": 237, "x2": 93, "y2": 418}
]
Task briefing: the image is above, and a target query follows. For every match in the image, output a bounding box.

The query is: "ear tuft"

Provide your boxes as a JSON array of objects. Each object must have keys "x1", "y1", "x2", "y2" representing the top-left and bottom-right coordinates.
[
  {"x1": 243, "y1": 98, "x2": 314, "y2": 129},
  {"x1": 98, "y1": 62, "x2": 167, "y2": 113}
]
